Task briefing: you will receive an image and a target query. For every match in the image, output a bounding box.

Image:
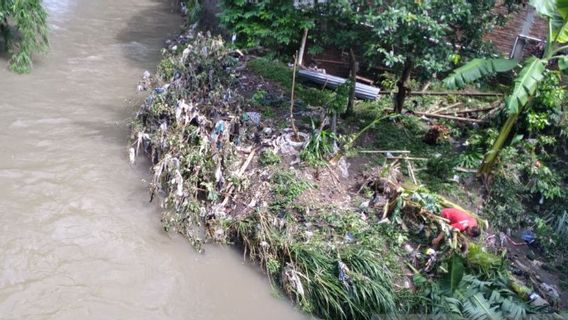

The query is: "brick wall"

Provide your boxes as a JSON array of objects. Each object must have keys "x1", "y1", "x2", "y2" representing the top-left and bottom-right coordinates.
[{"x1": 485, "y1": 6, "x2": 547, "y2": 57}]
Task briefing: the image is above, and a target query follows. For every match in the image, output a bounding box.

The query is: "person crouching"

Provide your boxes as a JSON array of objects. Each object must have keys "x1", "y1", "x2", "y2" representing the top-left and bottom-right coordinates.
[{"x1": 432, "y1": 207, "x2": 480, "y2": 248}]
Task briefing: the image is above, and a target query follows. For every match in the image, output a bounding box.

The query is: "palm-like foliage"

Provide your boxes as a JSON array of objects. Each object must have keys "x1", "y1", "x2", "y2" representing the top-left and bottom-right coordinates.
[
  {"x1": 0, "y1": 0, "x2": 48, "y2": 73},
  {"x1": 443, "y1": 0, "x2": 568, "y2": 174},
  {"x1": 415, "y1": 272, "x2": 534, "y2": 320},
  {"x1": 444, "y1": 59, "x2": 518, "y2": 88}
]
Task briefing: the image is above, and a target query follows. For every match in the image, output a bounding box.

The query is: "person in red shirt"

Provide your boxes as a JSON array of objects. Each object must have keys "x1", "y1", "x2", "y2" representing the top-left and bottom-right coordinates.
[{"x1": 432, "y1": 208, "x2": 480, "y2": 247}]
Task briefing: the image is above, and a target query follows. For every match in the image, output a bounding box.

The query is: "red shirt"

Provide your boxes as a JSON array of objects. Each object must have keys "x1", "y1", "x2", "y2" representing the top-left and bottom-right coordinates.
[{"x1": 441, "y1": 208, "x2": 477, "y2": 232}]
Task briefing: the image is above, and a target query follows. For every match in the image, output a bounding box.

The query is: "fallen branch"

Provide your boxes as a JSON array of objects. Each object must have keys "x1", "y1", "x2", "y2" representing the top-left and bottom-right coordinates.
[{"x1": 415, "y1": 112, "x2": 485, "y2": 123}]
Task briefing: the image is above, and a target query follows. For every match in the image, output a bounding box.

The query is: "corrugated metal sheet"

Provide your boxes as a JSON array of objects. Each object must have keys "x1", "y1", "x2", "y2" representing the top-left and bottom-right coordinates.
[{"x1": 297, "y1": 69, "x2": 380, "y2": 101}]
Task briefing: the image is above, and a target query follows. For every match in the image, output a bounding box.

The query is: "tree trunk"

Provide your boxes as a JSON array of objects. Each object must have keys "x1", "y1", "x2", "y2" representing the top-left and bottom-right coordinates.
[
  {"x1": 343, "y1": 49, "x2": 358, "y2": 118},
  {"x1": 478, "y1": 113, "x2": 519, "y2": 174},
  {"x1": 394, "y1": 58, "x2": 413, "y2": 113}
]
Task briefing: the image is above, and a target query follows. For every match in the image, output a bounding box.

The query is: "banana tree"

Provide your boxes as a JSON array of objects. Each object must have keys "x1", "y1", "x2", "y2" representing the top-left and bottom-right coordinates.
[{"x1": 443, "y1": 0, "x2": 568, "y2": 174}]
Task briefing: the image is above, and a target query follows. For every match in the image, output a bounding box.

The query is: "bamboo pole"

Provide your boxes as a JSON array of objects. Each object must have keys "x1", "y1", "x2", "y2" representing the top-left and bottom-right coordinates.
[
  {"x1": 414, "y1": 112, "x2": 485, "y2": 123},
  {"x1": 290, "y1": 52, "x2": 300, "y2": 140},
  {"x1": 380, "y1": 91, "x2": 503, "y2": 97},
  {"x1": 443, "y1": 106, "x2": 497, "y2": 115},
  {"x1": 297, "y1": 29, "x2": 308, "y2": 67}
]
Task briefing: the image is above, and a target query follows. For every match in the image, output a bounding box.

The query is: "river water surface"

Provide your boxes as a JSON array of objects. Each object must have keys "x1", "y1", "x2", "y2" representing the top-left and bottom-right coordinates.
[{"x1": 0, "y1": 1, "x2": 305, "y2": 319}]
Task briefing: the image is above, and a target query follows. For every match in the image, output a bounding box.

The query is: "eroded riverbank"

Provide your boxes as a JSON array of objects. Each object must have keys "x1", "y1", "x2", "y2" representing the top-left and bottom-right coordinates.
[{"x1": 0, "y1": 1, "x2": 304, "y2": 319}]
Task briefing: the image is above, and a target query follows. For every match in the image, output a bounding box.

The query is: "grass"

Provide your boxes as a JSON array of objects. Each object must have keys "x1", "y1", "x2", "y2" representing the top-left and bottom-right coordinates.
[{"x1": 248, "y1": 57, "x2": 332, "y2": 107}]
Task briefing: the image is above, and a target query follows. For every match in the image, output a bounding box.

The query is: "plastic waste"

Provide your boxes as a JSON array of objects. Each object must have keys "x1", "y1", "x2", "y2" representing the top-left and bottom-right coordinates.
[
  {"x1": 521, "y1": 230, "x2": 536, "y2": 244},
  {"x1": 338, "y1": 261, "x2": 351, "y2": 287},
  {"x1": 242, "y1": 112, "x2": 261, "y2": 125}
]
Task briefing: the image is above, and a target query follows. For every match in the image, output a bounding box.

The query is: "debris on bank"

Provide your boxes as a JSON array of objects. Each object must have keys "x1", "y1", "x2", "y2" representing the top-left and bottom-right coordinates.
[{"x1": 130, "y1": 31, "x2": 561, "y2": 319}]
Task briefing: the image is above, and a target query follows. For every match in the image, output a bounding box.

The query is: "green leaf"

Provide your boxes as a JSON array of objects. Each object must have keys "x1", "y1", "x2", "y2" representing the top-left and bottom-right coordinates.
[
  {"x1": 442, "y1": 254, "x2": 464, "y2": 294},
  {"x1": 557, "y1": 0, "x2": 568, "y2": 18},
  {"x1": 530, "y1": 0, "x2": 557, "y2": 18},
  {"x1": 462, "y1": 293, "x2": 502, "y2": 320},
  {"x1": 551, "y1": 14, "x2": 568, "y2": 43},
  {"x1": 559, "y1": 56, "x2": 568, "y2": 70},
  {"x1": 443, "y1": 59, "x2": 518, "y2": 89},
  {"x1": 505, "y1": 57, "x2": 546, "y2": 114}
]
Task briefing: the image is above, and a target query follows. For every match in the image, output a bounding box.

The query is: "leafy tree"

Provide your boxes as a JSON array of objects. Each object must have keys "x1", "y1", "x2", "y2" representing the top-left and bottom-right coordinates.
[
  {"x1": 218, "y1": 0, "x2": 314, "y2": 53},
  {"x1": 0, "y1": 0, "x2": 48, "y2": 73},
  {"x1": 220, "y1": 1, "x2": 515, "y2": 114},
  {"x1": 359, "y1": 0, "x2": 517, "y2": 113},
  {"x1": 444, "y1": 0, "x2": 568, "y2": 174}
]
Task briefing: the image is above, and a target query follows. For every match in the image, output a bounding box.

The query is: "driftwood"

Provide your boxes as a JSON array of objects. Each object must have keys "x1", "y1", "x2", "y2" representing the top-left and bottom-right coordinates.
[{"x1": 415, "y1": 111, "x2": 485, "y2": 123}]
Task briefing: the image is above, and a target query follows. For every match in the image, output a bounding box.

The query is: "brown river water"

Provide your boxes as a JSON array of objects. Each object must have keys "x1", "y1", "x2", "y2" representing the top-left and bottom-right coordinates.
[{"x1": 0, "y1": 1, "x2": 306, "y2": 319}]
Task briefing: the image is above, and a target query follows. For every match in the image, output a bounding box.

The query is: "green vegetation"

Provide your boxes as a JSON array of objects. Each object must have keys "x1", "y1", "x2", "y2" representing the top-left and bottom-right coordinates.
[
  {"x1": 247, "y1": 57, "x2": 331, "y2": 107},
  {"x1": 0, "y1": 0, "x2": 48, "y2": 73},
  {"x1": 234, "y1": 170, "x2": 400, "y2": 319},
  {"x1": 444, "y1": 0, "x2": 568, "y2": 173},
  {"x1": 219, "y1": 0, "x2": 313, "y2": 52},
  {"x1": 221, "y1": 0, "x2": 519, "y2": 113},
  {"x1": 135, "y1": 0, "x2": 568, "y2": 317}
]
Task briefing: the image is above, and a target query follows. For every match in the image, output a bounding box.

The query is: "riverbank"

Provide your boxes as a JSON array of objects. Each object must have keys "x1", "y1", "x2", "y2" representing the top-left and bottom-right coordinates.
[
  {"x1": 0, "y1": 1, "x2": 308, "y2": 319},
  {"x1": 131, "y1": 18, "x2": 566, "y2": 318}
]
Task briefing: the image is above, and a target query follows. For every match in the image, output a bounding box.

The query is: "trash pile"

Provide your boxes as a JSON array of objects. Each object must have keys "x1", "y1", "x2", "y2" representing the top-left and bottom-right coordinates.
[{"x1": 130, "y1": 32, "x2": 252, "y2": 250}]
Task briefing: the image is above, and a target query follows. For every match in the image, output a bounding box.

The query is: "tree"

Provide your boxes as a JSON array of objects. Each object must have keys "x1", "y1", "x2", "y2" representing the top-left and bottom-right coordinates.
[
  {"x1": 359, "y1": 0, "x2": 517, "y2": 113},
  {"x1": 0, "y1": 0, "x2": 48, "y2": 73},
  {"x1": 443, "y1": 0, "x2": 568, "y2": 174},
  {"x1": 218, "y1": 0, "x2": 516, "y2": 114},
  {"x1": 218, "y1": 0, "x2": 314, "y2": 53}
]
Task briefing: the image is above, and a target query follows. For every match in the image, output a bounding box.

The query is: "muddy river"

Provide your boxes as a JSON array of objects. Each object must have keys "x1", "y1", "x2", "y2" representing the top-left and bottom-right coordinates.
[{"x1": 0, "y1": 1, "x2": 305, "y2": 319}]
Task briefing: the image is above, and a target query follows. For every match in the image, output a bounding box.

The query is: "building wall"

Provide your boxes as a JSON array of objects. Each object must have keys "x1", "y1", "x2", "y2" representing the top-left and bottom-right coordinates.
[{"x1": 485, "y1": 5, "x2": 547, "y2": 57}]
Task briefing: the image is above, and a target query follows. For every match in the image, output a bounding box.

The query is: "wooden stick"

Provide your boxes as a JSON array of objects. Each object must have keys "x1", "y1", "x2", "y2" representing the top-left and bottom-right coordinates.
[
  {"x1": 298, "y1": 29, "x2": 308, "y2": 67},
  {"x1": 238, "y1": 148, "x2": 257, "y2": 177},
  {"x1": 359, "y1": 150, "x2": 411, "y2": 154},
  {"x1": 455, "y1": 167, "x2": 477, "y2": 173},
  {"x1": 222, "y1": 148, "x2": 258, "y2": 206},
  {"x1": 414, "y1": 112, "x2": 485, "y2": 123},
  {"x1": 380, "y1": 91, "x2": 503, "y2": 97},
  {"x1": 312, "y1": 58, "x2": 348, "y2": 65},
  {"x1": 443, "y1": 106, "x2": 497, "y2": 115},
  {"x1": 290, "y1": 52, "x2": 300, "y2": 140},
  {"x1": 432, "y1": 102, "x2": 462, "y2": 114},
  {"x1": 406, "y1": 157, "x2": 418, "y2": 184},
  {"x1": 388, "y1": 156, "x2": 428, "y2": 161}
]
